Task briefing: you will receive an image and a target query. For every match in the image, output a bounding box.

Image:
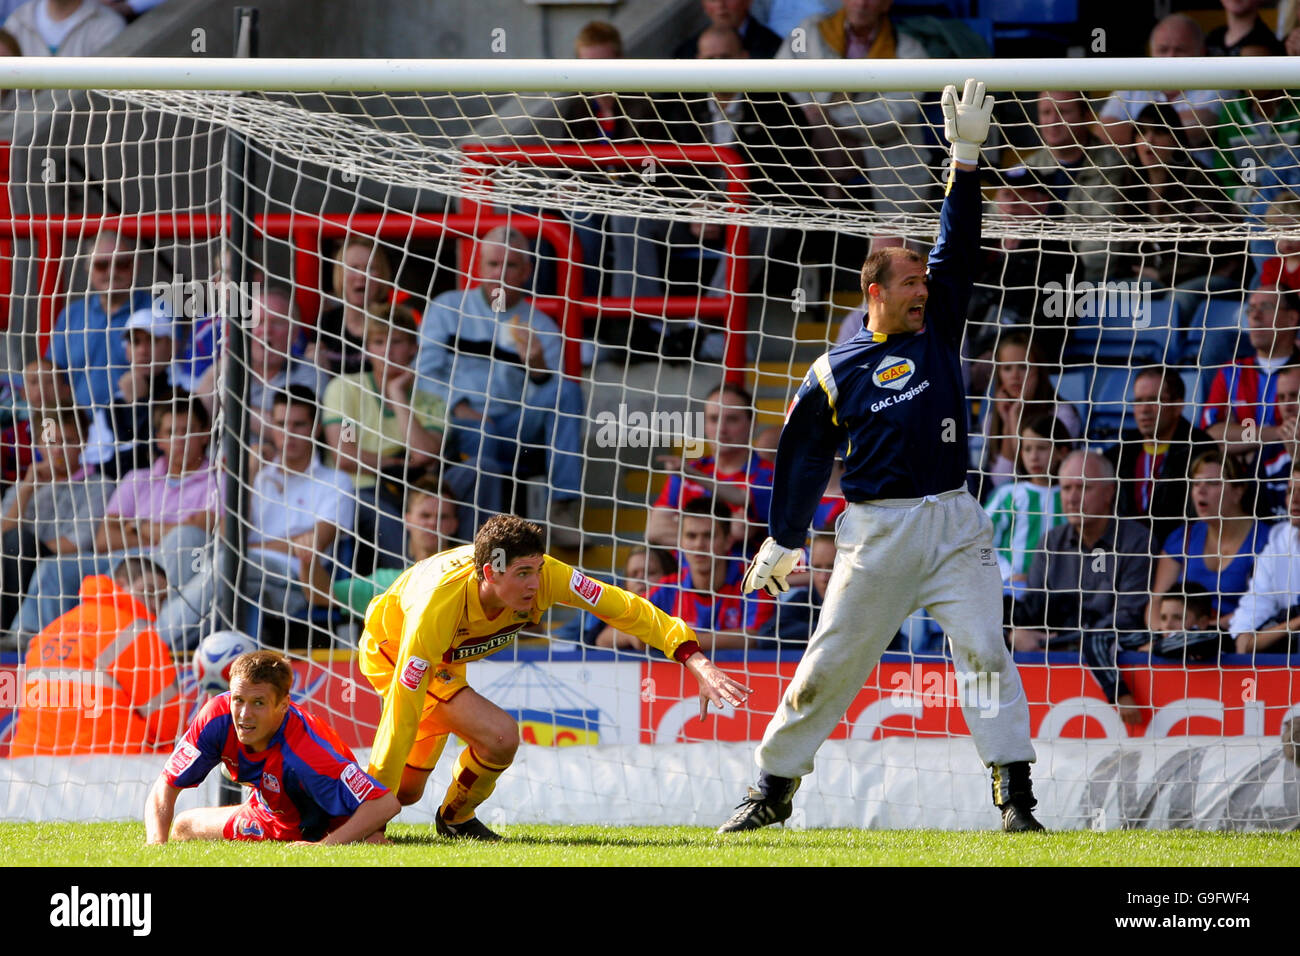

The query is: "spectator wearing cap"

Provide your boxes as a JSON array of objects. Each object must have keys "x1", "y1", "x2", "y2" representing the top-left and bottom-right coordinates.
[{"x1": 83, "y1": 303, "x2": 176, "y2": 481}]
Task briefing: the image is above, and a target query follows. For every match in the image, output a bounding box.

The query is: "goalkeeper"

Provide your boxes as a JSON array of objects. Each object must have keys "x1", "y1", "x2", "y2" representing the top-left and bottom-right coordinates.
[
  {"x1": 720, "y1": 80, "x2": 1044, "y2": 833},
  {"x1": 361, "y1": 513, "x2": 749, "y2": 840}
]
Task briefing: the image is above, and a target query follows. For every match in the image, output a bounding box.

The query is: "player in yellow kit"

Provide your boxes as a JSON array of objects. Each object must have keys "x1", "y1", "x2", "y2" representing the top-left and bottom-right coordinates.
[{"x1": 361, "y1": 513, "x2": 750, "y2": 840}]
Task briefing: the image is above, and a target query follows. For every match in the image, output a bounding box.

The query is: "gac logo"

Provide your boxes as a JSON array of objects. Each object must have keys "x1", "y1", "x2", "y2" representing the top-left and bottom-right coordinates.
[{"x1": 873, "y1": 356, "x2": 915, "y2": 391}]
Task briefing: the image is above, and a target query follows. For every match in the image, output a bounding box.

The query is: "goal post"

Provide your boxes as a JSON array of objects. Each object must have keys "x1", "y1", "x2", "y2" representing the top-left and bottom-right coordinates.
[{"x1": 1, "y1": 56, "x2": 1299, "y2": 830}]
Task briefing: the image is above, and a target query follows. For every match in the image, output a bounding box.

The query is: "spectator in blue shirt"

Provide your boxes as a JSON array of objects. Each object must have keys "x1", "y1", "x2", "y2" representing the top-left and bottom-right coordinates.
[{"x1": 45, "y1": 230, "x2": 152, "y2": 410}]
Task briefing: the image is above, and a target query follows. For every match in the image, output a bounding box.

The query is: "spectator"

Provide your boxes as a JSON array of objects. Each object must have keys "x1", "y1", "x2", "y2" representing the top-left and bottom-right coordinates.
[
  {"x1": 763, "y1": 529, "x2": 836, "y2": 647},
  {"x1": 647, "y1": 496, "x2": 774, "y2": 651},
  {"x1": 646, "y1": 381, "x2": 773, "y2": 550},
  {"x1": 1104, "y1": 365, "x2": 1214, "y2": 547},
  {"x1": 983, "y1": 413, "x2": 1070, "y2": 603},
  {"x1": 970, "y1": 330, "x2": 1080, "y2": 500},
  {"x1": 1011, "y1": 450, "x2": 1152, "y2": 725},
  {"x1": 320, "y1": 476, "x2": 462, "y2": 619},
  {"x1": 673, "y1": 0, "x2": 782, "y2": 58},
  {"x1": 3, "y1": 0, "x2": 124, "y2": 57},
  {"x1": 966, "y1": 165, "x2": 1078, "y2": 367},
  {"x1": 322, "y1": 303, "x2": 446, "y2": 570},
  {"x1": 154, "y1": 386, "x2": 354, "y2": 651},
  {"x1": 0, "y1": 357, "x2": 73, "y2": 486},
  {"x1": 1210, "y1": 51, "x2": 1300, "y2": 192},
  {"x1": 8, "y1": 555, "x2": 185, "y2": 756},
  {"x1": 1149, "y1": 582, "x2": 1224, "y2": 659},
  {"x1": 313, "y1": 236, "x2": 395, "y2": 375},
  {"x1": 93, "y1": 397, "x2": 216, "y2": 555},
  {"x1": 46, "y1": 230, "x2": 152, "y2": 411},
  {"x1": 1205, "y1": 0, "x2": 1285, "y2": 56},
  {"x1": 1020, "y1": 91, "x2": 1125, "y2": 213},
  {"x1": 1098, "y1": 104, "x2": 1245, "y2": 299},
  {"x1": 0, "y1": 407, "x2": 112, "y2": 649},
  {"x1": 193, "y1": 285, "x2": 325, "y2": 433},
  {"x1": 415, "y1": 227, "x2": 586, "y2": 544},
  {"x1": 1229, "y1": 458, "x2": 1300, "y2": 653},
  {"x1": 1201, "y1": 289, "x2": 1300, "y2": 511},
  {"x1": 1147, "y1": 449, "x2": 1272, "y2": 635},
  {"x1": 99, "y1": 0, "x2": 167, "y2": 24},
  {"x1": 776, "y1": 0, "x2": 933, "y2": 215},
  {"x1": 83, "y1": 304, "x2": 176, "y2": 481},
  {"x1": 1099, "y1": 14, "x2": 1227, "y2": 152},
  {"x1": 753, "y1": 424, "x2": 781, "y2": 463},
  {"x1": 643, "y1": 26, "x2": 821, "y2": 313},
  {"x1": 590, "y1": 546, "x2": 676, "y2": 649}
]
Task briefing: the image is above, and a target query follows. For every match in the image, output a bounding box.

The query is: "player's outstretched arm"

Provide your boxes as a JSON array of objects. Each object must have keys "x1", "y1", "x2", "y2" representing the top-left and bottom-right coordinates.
[
  {"x1": 312, "y1": 791, "x2": 401, "y2": 847},
  {"x1": 144, "y1": 776, "x2": 181, "y2": 845},
  {"x1": 684, "y1": 651, "x2": 752, "y2": 721}
]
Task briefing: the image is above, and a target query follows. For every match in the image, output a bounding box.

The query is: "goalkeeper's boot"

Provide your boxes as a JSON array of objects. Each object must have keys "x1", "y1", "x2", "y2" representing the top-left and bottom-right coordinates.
[
  {"x1": 717, "y1": 773, "x2": 800, "y2": 833},
  {"x1": 436, "y1": 811, "x2": 503, "y2": 842},
  {"x1": 992, "y1": 762, "x2": 1045, "y2": 832}
]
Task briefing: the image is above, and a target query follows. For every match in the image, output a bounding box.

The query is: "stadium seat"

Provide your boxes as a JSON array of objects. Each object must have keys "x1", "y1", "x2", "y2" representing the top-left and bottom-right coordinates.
[
  {"x1": 978, "y1": 0, "x2": 1078, "y2": 49},
  {"x1": 1063, "y1": 294, "x2": 1181, "y2": 366},
  {"x1": 1084, "y1": 365, "x2": 1133, "y2": 441},
  {"x1": 1180, "y1": 298, "x2": 1248, "y2": 368}
]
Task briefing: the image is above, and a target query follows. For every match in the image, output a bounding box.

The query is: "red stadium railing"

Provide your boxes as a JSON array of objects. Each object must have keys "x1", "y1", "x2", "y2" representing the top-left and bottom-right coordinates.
[{"x1": 460, "y1": 143, "x2": 752, "y2": 384}]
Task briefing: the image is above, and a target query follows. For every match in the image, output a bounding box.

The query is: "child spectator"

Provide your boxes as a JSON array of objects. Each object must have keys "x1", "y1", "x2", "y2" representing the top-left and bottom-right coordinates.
[
  {"x1": 970, "y1": 331, "x2": 1080, "y2": 500},
  {"x1": 763, "y1": 530, "x2": 836, "y2": 648},
  {"x1": 983, "y1": 414, "x2": 1070, "y2": 603},
  {"x1": 590, "y1": 546, "x2": 675, "y2": 649},
  {"x1": 320, "y1": 476, "x2": 462, "y2": 619},
  {"x1": 1256, "y1": 193, "x2": 1300, "y2": 293},
  {"x1": 9, "y1": 554, "x2": 186, "y2": 755},
  {"x1": 1149, "y1": 582, "x2": 1224, "y2": 660}
]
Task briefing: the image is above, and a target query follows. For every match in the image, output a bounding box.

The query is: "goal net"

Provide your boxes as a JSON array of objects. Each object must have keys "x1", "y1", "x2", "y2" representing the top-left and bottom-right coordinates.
[{"x1": 2, "y1": 55, "x2": 1299, "y2": 830}]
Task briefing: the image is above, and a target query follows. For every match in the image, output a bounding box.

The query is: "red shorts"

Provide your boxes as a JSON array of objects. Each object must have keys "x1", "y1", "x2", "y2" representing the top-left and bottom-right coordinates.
[{"x1": 222, "y1": 801, "x2": 302, "y2": 842}]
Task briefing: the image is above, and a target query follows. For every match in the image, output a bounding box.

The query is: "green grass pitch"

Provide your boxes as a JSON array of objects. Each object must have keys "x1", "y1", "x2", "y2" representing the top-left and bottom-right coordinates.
[{"x1": 3, "y1": 822, "x2": 1298, "y2": 866}]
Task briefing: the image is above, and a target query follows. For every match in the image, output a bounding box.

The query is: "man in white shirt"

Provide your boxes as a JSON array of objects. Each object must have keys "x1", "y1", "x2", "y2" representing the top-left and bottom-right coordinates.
[
  {"x1": 4, "y1": 0, "x2": 123, "y2": 56},
  {"x1": 154, "y1": 385, "x2": 355, "y2": 650},
  {"x1": 1230, "y1": 462, "x2": 1300, "y2": 654}
]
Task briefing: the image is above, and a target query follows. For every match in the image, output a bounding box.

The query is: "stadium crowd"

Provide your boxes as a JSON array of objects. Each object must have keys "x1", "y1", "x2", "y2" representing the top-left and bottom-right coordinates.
[{"x1": 4, "y1": 0, "x2": 1300, "y2": 756}]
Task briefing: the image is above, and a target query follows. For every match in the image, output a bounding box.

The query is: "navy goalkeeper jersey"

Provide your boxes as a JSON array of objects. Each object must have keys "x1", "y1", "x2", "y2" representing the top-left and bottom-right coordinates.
[{"x1": 769, "y1": 168, "x2": 980, "y2": 549}]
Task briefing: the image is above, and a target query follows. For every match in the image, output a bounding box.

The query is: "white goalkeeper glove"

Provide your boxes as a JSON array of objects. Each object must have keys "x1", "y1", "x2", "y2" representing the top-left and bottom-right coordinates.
[
  {"x1": 941, "y1": 77, "x2": 995, "y2": 166},
  {"x1": 742, "y1": 537, "x2": 802, "y2": 597}
]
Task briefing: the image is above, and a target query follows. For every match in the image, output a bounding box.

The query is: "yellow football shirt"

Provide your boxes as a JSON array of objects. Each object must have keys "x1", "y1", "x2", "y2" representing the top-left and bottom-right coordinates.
[{"x1": 361, "y1": 545, "x2": 697, "y2": 789}]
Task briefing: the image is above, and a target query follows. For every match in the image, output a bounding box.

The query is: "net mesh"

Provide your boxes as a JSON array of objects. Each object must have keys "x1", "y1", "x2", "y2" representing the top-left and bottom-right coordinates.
[{"x1": 1, "y1": 77, "x2": 1299, "y2": 829}]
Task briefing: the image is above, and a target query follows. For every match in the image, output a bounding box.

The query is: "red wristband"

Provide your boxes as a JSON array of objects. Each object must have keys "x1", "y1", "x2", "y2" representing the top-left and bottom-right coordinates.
[{"x1": 673, "y1": 641, "x2": 700, "y2": 664}]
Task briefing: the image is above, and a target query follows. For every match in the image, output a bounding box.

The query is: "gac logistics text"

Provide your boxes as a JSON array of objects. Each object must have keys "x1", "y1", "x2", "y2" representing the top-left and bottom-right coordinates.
[
  {"x1": 869, "y1": 378, "x2": 931, "y2": 413},
  {"x1": 1127, "y1": 892, "x2": 1251, "y2": 907}
]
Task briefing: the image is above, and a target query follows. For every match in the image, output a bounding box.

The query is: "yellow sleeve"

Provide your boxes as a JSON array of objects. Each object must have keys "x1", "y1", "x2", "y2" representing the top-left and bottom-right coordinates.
[
  {"x1": 542, "y1": 557, "x2": 698, "y2": 661},
  {"x1": 366, "y1": 574, "x2": 461, "y2": 790}
]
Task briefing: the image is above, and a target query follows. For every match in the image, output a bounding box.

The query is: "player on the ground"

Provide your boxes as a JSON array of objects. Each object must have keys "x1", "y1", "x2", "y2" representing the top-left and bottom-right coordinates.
[
  {"x1": 361, "y1": 513, "x2": 750, "y2": 840},
  {"x1": 719, "y1": 79, "x2": 1045, "y2": 834},
  {"x1": 144, "y1": 650, "x2": 399, "y2": 845}
]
